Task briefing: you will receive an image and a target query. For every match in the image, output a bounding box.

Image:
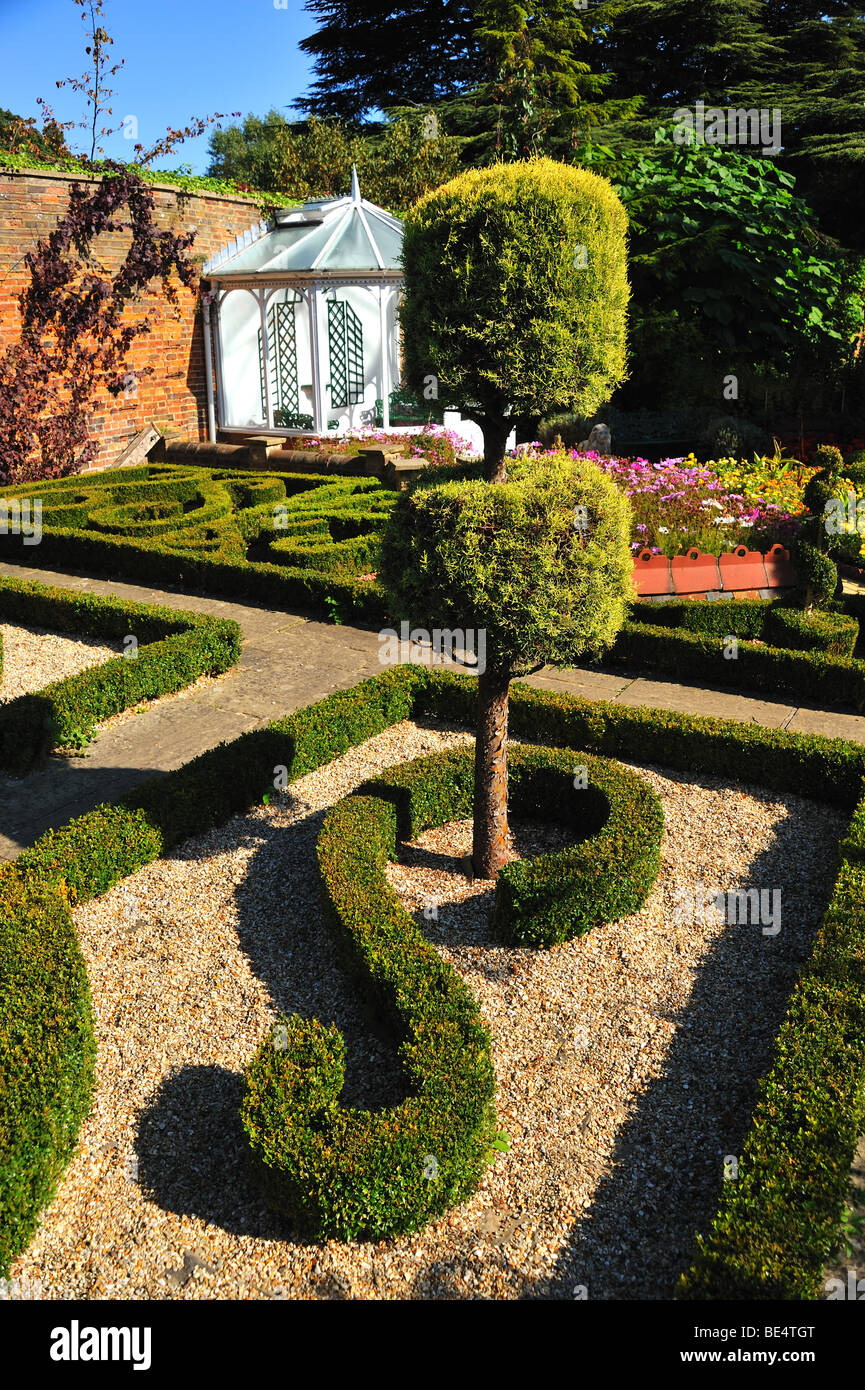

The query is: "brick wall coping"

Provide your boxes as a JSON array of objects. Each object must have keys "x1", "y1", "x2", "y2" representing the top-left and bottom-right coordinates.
[{"x1": 0, "y1": 163, "x2": 278, "y2": 208}]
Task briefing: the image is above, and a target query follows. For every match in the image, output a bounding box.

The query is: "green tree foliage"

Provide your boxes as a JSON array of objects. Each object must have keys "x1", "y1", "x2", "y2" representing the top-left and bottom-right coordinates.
[
  {"x1": 296, "y1": 0, "x2": 481, "y2": 120},
  {"x1": 295, "y1": 2, "x2": 865, "y2": 248},
  {"x1": 598, "y1": 0, "x2": 865, "y2": 250},
  {"x1": 400, "y1": 158, "x2": 630, "y2": 480},
  {"x1": 600, "y1": 0, "x2": 772, "y2": 108},
  {"x1": 381, "y1": 452, "x2": 633, "y2": 875},
  {"x1": 0, "y1": 109, "x2": 70, "y2": 162},
  {"x1": 297, "y1": 1, "x2": 638, "y2": 161},
  {"x1": 765, "y1": 5, "x2": 865, "y2": 249},
  {"x1": 578, "y1": 133, "x2": 865, "y2": 414},
  {"x1": 473, "y1": 0, "x2": 638, "y2": 157},
  {"x1": 207, "y1": 111, "x2": 460, "y2": 213}
]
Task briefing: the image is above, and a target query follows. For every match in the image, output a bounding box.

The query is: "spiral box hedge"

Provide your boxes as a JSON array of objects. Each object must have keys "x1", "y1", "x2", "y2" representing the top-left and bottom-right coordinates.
[
  {"x1": 2, "y1": 666, "x2": 865, "y2": 1295},
  {"x1": 241, "y1": 743, "x2": 662, "y2": 1240}
]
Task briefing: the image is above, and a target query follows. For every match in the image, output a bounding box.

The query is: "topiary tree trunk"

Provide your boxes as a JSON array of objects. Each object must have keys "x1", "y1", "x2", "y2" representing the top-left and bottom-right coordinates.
[
  {"x1": 478, "y1": 412, "x2": 512, "y2": 485},
  {"x1": 473, "y1": 664, "x2": 512, "y2": 876},
  {"x1": 396, "y1": 160, "x2": 632, "y2": 880}
]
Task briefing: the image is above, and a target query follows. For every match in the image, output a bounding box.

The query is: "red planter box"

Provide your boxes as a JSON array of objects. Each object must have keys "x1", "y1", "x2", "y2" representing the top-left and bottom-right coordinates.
[{"x1": 632, "y1": 549, "x2": 672, "y2": 596}]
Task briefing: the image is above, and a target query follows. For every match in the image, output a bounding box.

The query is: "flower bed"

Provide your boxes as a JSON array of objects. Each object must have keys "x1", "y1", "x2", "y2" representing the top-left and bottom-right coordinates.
[
  {"x1": 280, "y1": 424, "x2": 477, "y2": 469},
  {"x1": 571, "y1": 449, "x2": 814, "y2": 558}
]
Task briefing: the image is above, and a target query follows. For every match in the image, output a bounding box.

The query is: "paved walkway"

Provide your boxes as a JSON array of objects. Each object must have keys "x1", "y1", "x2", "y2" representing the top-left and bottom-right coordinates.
[{"x1": 3, "y1": 558, "x2": 865, "y2": 860}]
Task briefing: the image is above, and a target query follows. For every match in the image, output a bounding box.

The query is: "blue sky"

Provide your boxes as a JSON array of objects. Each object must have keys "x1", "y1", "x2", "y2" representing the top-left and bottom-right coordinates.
[{"x1": 1, "y1": 0, "x2": 318, "y2": 173}]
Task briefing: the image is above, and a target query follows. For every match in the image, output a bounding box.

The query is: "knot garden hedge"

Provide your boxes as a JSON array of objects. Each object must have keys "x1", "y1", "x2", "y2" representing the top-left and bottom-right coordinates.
[
  {"x1": 0, "y1": 464, "x2": 394, "y2": 622},
  {"x1": 2, "y1": 665, "x2": 865, "y2": 1298}
]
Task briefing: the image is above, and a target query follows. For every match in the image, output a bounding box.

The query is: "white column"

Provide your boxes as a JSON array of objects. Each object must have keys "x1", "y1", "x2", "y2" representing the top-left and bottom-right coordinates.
[
  {"x1": 202, "y1": 292, "x2": 217, "y2": 442},
  {"x1": 213, "y1": 291, "x2": 228, "y2": 430},
  {"x1": 379, "y1": 284, "x2": 391, "y2": 431},
  {"x1": 258, "y1": 289, "x2": 274, "y2": 430},
  {"x1": 308, "y1": 286, "x2": 326, "y2": 434}
]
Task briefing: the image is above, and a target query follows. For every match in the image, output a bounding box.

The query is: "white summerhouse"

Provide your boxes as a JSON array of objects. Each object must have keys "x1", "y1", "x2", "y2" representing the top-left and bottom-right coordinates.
[{"x1": 201, "y1": 168, "x2": 403, "y2": 439}]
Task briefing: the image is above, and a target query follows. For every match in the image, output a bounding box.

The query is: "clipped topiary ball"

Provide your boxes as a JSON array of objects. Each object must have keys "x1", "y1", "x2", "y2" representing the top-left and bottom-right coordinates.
[
  {"x1": 791, "y1": 538, "x2": 839, "y2": 608},
  {"x1": 400, "y1": 158, "x2": 630, "y2": 480},
  {"x1": 813, "y1": 444, "x2": 845, "y2": 476},
  {"x1": 381, "y1": 449, "x2": 634, "y2": 677}
]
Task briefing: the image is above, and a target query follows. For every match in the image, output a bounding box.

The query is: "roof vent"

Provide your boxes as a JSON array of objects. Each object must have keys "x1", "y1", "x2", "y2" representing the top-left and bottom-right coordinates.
[{"x1": 275, "y1": 209, "x2": 325, "y2": 227}]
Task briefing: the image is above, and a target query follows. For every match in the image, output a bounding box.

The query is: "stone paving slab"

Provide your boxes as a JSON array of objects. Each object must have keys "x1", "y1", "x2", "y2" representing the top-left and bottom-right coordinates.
[
  {"x1": 785, "y1": 707, "x2": 865, "y2": 741},
  {"x1": 1, "y1": 557, "x2": 864, "y2": 859},
  {"x1": 612, "y1": 676, "x2": 799, "y2": 729},
  {"x1": 522, "y1": 668, "x2": 635, "y2": 701}
]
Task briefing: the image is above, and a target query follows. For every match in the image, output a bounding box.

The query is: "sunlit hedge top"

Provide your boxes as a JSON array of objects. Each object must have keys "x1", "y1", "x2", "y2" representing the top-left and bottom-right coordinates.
[
  {"x1": 381, "y1": 451, "x2": 634, "y2": 675},
  {"x1": 400, "y1": 158, "x2": 630, "y2": 421}
]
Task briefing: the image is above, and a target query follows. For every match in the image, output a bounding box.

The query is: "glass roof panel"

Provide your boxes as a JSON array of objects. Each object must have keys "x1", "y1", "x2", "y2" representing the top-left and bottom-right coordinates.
[
  {"x1": 210, "y1": 178, "x2": 403, "y2": 277},
  {"x1": 363, "y1": 217, "x2": 403, "y2": 270},
  {"x1": 215, "y1": 222, "x2": 331, "y2": 274},
  {"x1": 318, "y1": 209, "x2": 379, "y2": 270}
]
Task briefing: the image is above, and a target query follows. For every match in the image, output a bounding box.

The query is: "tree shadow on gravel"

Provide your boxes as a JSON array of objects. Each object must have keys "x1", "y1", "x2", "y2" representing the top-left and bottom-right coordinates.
[
  {"x1": 403, "y1": 775, "x2": 843, "y2": 1300},
  {"x1": 136, "y1": 1065, "x2": 293, "y2": 1240},
  {"x1": 134, "y1": 795, "x2": 411, "y2": 1236},
  {"x1": 530, "y1": 837, "x2": 808, "y2": 1301}
]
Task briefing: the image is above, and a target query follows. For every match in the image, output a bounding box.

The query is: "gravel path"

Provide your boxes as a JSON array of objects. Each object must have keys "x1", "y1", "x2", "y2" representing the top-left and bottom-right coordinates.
[
  {"x1": 0, "y1": 624, "x2": 231, "y2": 779},
  {"x1": 8, "y1": 719, "x2": 847, "y2": 1301},
  {"x1": 0, "y1": 624, "x2": 124, "y2": 702}
]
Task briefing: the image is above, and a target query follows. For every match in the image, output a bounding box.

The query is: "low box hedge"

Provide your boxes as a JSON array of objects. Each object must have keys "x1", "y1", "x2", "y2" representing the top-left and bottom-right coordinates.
[
  {"x1": 611, "y1": 601, "x2": 865, "y2": 710},
  {"x1": 0, "y1": 575, "x2": 241, "y2": 775},
  {"x1": 630, "y1": 597, "x2": 858, "y2": 657},
  {"x1": 0, "y1": 870, "x2": 95, "y2": 1282},
  {"x1": 0, "y1": 464, "x2": 393, "y2": 624},
  {"x1": 243, "y1": 785, "x2": 497, "y2": 1241},
  {"x1": 354, "y1": 744, "x2": 664, "y2": 948},
  {"x1": 2, "y1": 664, "x2": 864, "y2": 1295}
]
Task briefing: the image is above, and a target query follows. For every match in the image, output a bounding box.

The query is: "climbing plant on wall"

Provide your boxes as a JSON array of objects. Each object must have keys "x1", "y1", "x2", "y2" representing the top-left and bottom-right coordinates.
[{"x1": 0, "y1": 164, "x2": 197, "y2": 485}]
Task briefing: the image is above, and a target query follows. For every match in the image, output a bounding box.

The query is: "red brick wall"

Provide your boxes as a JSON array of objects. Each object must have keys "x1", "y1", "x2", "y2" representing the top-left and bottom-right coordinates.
[{"x1": 0, "y1": 168, "x2": 266, "y2": 469}]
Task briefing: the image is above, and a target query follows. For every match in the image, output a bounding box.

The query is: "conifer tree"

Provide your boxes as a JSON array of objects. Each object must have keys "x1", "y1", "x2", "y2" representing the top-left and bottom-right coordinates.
[
  {"x1": 297, "y1": 0, "x2": 479, "y2": 120},
  {"x1": 764, "y1": 5, "x2": 865, "y2": 247},
  {"x1": 600, "y1": 0, "x2": 774, "y2": 108}
]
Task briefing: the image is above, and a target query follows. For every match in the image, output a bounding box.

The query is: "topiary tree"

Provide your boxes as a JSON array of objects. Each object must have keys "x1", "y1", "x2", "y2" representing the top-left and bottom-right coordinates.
[
  {"x1": 400, "y1": 158, "x2": 630, "y2": 482},
  {"x1": 381, "y1": 451, "x2": 633, "y2": 877},
  {"x1": 795, "y1": 442, "x2": 845, "y2": 605}
]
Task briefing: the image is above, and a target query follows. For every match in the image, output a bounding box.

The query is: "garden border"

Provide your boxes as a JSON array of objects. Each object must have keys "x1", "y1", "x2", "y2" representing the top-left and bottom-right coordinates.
[
  {"x1": 1, "y1": 665, "x2": 864, "y2": 1295},
  {"x1": 609, "y1": 602, "x2": 865, "y2": 712},
  {"x1": 6, "y1": 465, "x2": 865, "y2": 715}
]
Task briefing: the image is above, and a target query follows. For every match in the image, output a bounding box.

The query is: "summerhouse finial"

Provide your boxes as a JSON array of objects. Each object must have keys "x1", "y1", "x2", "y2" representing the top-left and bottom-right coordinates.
[{"x1": 350, "y1": 164, "x2": 361, "y2": 202}]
